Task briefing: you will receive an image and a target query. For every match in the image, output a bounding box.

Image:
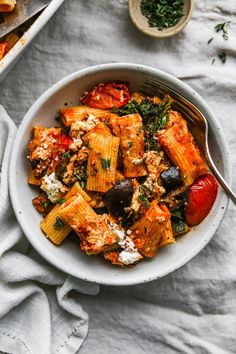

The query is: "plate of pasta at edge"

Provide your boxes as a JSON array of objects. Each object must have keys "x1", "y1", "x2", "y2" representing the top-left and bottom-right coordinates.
[{"x1": 9, "y1": 63, "x2": 231, "y2": 285}]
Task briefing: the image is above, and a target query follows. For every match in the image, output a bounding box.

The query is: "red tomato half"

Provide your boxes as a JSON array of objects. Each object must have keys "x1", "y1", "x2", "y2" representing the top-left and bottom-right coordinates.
[
  {"x1": 185, "y1": 174, "x2": 218, "y2": 226},
  {"x1": 81, "y1": 82, "x2": 131, "y2": 109}
]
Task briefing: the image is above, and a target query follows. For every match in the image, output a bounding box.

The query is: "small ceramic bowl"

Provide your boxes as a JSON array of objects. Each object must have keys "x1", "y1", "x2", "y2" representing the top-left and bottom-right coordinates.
[
  {"x1": 129, "y1": 0, "x2": 194, "y2": 38},
  {"x1": 9, "y1": 63, "x2": 230, "y2": 286}
]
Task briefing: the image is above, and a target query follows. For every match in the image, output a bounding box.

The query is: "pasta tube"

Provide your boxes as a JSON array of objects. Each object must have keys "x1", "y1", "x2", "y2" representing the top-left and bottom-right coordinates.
[
  {"x1": 60, "y1": 106, "x2": 113, "y2": 126},
  {"x1": 131, "y1": 201, "x2": 172, "y2": 257},
  {"x1": 58, "y1": 195, "x2": 118, "y2": 254},
  {"x1": 40, "y1": 182, "x2": 91, "y2": 245},
  {"x1": 110, "y1": 113, "x2": 147, "y2": 178},
  {"x1": 159, "y1": 219, "x2": 176, "y2": 247},
  {"x1": 83, "y1": 122, "x2": 111, "y2": 144},
  {"x1": 158, "y1": 111, "x2": 208, "y2": 186},
  {"x1": 86, "y1": 134, "x2": 120, "y2": 193}
]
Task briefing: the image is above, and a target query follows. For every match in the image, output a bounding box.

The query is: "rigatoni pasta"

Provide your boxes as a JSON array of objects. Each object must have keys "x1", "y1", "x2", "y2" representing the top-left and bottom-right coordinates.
[
  {"x1": 27, "y1": 80, "x2": 218, "y2": 267},
  {"x1": 40, "y1": 182, "x2": 91, "y2": 245},
  {"x1": 86, "y1": 134, "x2": 120, "y2": 193},
  {"x1": 110, "y1": 113, "x2": 147, "y2": 178},
  {"x1": 158, "y1": 111, "x2": 208, "y2": 186},
  {"x1": 0, "y1": 0, "x2": 16, "y2": 12}
]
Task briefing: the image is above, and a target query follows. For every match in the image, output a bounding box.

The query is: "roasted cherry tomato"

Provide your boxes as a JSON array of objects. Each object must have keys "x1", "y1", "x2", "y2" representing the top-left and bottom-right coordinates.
[
  {"x1": 0, "y1": 42, "x2": 8, "y2": 60},
  {"x1": 81, "y1": 82, "x2": 131, "y2": 109},
  {"x1": 51, "y1": 134, "x2": 73, "y2": 171},
  {"x1": 185, "y1": 174, "x2": 218, "y2": 226},
  {"x1": 56, "y1": 134, "x2": 73, "y2": 151}
]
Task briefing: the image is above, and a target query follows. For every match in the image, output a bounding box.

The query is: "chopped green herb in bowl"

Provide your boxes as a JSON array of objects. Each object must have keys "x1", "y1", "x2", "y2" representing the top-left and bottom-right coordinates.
[
  {"x1": 141, "y1": 0, "x2": 185, "y2": 30},
  {"x1": 129, "y1": 0, "x2": 194, "y2": 38}
]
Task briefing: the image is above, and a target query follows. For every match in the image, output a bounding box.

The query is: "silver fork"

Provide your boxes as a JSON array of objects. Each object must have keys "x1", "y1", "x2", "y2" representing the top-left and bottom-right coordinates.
[{"x1": 141, "y1": 78, "x2": 236, "y2": 205}]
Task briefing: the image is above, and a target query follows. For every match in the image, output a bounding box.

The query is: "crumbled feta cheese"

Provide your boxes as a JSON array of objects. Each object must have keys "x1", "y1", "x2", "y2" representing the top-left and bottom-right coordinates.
[
  {"x1": 69, "y1": 137, "x2": 83, "y2": 151},
  {"x1": 41, "y1": 172, "x2": 67, "y2": 203},
  {"x1": 132, "y1": 157, "x2": 144, "y2": 165},
  {"x1": 71, "y1": 114, "x2": 99, "y2": 134},
  {"x1": 108, "y1": 221, "x2": 142, "y2": 265},
  {"x1": 118, "y1": 249, "x2": 142, "y2": 265}
]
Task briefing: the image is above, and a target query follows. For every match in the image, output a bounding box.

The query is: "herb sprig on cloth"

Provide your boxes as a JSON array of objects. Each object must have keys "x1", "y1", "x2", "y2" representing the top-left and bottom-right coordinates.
[
  {"x1": 140, "y1": 0, "x2": 184, "y2": 30},
  {"x1": 215, "y1": 21, "x2": 230, "y2": 40}
]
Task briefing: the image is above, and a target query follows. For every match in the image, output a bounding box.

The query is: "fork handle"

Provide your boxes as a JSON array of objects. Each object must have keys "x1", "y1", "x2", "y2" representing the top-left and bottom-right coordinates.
[{"x1": 206, "y1": 152, "x2": 236, "y2": 205}]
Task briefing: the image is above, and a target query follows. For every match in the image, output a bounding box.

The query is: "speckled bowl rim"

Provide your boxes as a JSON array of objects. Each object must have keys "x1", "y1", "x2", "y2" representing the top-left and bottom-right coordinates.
[
  {"x1": 9, "y1": 63, "x2": 231, "y2": 286},
  {"x1": 129, "y1": 0, "x2": 195, "y2": 38}
]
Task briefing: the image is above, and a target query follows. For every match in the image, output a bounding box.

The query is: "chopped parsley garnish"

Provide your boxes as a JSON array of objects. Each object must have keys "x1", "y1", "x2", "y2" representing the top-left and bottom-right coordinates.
[
  {"x1": 100, "y1": 157, "x2": 111, "y2": 170},
  {"x1": 138, "y1": 184, "x2": 151, "y2": 209},
  {"x1": 128, "y1": 141, "x2": 133, "y2": 148},
  {"x1": 74, "y1": 174, "x2": 82, "y2": 181},
  {"x1": 56, "y1": 198, "x2": 66, "y2": 204},
  {"x1": 112, "y1": 100, "x2": 139, "y2": 116},
  {"x1": 80, "y1": 180, "x2": 86, "y2": 189},
  {"x1": 215, "y1": 22, "x2": 230, "y2": 40},
  {"x1": 140, "y1": 96, "x2": 173, "y2": 151},
  {"x1": 218, "y1": 51, "x2": 227, "y2": 64},
  {"x1": 211, "y1": 58, "x2": 216, "y2": 65},
  {"x1": 140, "y1": 0, "x2": 184, "y2": 30},
  {"x1": 74, "y1": 174, "x2": 86, "y2": 188},
  {"x1": 207, "y1": 37, "x2": 214, "y2": 44},
  {"x1": 62, "y1": 151, "x2": 71, "y2": 160},
  {"x1": 138, "y1": 193, "x2": 150, "y2": 209},
  {"x1": 53, "y1": 217, "x2": 65, "y2": 230}
]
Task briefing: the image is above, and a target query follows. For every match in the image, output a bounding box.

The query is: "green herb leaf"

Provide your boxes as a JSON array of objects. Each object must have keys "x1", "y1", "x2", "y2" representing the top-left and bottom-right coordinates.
[
  {"x1": 74, "y1": 174, "x2": 82, "y2": 181},
  {"x1": 138, "y1": 193, "x2": 150, "y2": 209},
  {"x1": 215, "y1": 21, "x2": 230, "y2": 40},
  {"x1": 128, "y1": 141, "x2": 133, "y2": 148},
  {"x1": 56, "y1": 198, "x2": 66, "y2": 205},
  {"x1": 138, "y1": 185, "x2": 151, "y2": 209},
  {"x1": 218, "y1": 51, "x2": 227, "y2": 64},
  {"x1": 207, "y1": 37, "x2": 214, "y2": 44},
  {"x1": 211, "y1": 58, "x2": 216, "y2": 65},
  {"x1": 53, "y1": 217, "x2": 65, "y2": 230},
  {"x1": 62, "y1": 151, "x2": 71, "y2": 160},
  {"x1": 112, "y1": 100, "x2": 139, "y2": 116},
  {"x1": 100, "y1": 157, "x2": 111, "y2": 170},
  {"x1": 80, "y1": 180, "x2": 86, "y2": 189}
]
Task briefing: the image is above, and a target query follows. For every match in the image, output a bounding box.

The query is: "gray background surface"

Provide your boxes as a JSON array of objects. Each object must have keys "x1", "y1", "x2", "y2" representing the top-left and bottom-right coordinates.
[{"x1": 1, "y1": 1, "x2": 236, "y2": 353}]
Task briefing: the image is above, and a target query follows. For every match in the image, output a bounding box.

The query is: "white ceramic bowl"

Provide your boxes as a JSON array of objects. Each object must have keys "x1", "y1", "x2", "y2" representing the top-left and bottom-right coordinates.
[
  {"x1": 9, "y1": 63, "x2": 231, "y2": 286},
  {"x1": 0, "y1": 0, "x2": 64, "y2": 83}
]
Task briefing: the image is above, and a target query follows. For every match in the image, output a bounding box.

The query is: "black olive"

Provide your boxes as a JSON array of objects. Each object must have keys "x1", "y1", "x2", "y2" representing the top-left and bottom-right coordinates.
[
  {"x1": 160, "y1": 167, "x2": 182, "y2": 192},
  {"x1": 103, "y1": 179, "x2": 134, "y2": 217},
  {"x1": 94, "y1": 207, "x2": 109, "y2": 215}
]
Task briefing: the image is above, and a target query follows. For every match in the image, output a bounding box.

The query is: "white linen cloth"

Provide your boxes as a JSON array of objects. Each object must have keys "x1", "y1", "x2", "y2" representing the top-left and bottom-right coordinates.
[{"x1": 0, "y1": 0, "x2": 236, "y2": 353}]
